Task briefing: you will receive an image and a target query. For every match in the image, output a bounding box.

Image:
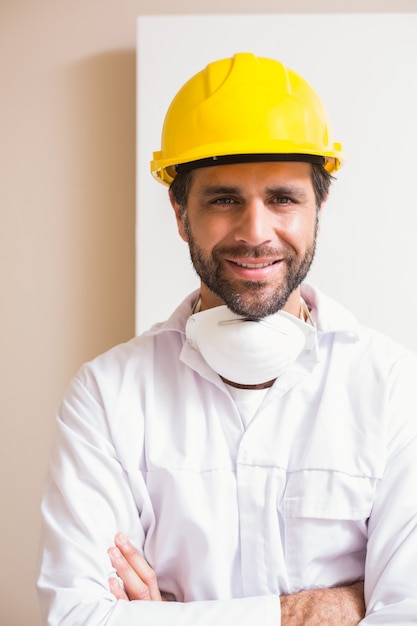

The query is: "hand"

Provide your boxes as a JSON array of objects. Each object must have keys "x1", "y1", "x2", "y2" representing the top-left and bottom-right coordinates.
[
  {"x1": 280, "y1": 581, "x2": 365, "y2": 625},
  {"x1": 108, "y1": 533, "x2": 165, "y2": 601}
]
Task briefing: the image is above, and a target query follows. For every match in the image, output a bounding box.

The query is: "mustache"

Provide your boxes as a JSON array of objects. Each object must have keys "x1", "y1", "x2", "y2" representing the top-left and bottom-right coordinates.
[{"x1": 212, "y1": 244, "x2": 290, "y2": 259}]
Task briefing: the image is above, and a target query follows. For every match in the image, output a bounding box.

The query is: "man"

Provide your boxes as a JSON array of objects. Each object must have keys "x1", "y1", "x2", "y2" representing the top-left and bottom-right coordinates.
[{"x1": 37, "y1": 53, "x2": 417, "y2": 624}]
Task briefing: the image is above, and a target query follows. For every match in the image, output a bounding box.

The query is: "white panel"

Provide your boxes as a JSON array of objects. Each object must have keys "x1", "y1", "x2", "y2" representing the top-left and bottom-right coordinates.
[{"x1": 137, "y1": 14, "x2": 417, "y2": 352}]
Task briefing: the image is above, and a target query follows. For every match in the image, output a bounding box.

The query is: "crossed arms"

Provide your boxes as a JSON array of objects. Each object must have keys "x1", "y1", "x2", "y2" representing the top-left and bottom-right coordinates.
[
  {"x1": 37, "y1": 351, "x2": 417, "y2": 624},
  {"x1": 108, "y1": 532, "x2": 366, "y2": 625}
]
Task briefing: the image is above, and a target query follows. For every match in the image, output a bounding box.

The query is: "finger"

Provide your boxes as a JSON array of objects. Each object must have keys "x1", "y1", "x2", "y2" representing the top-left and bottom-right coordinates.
[
  {"x1": 114, "y1": 533, "x2": 162, "y2": 601},
  {"x1": 108, "y1": 546, "x2": 154, "y2": 601},
  {"x1": 108, "y1": 576, "x2": 129, "y2": 601}
]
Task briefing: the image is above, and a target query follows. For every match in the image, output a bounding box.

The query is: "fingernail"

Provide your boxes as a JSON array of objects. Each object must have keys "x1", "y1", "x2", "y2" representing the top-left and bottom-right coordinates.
[
  {"x1": 117, "y1": 532, "x2": 129, "y2": 546},
  {"x1": 109, "y1": 547, "x2": 122, "y2": 559}
]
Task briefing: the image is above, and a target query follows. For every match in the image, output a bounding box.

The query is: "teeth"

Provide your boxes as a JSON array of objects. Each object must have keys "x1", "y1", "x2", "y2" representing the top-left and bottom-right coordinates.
[{"x1": 236, "y1": 261, "x2": 273, "y2": 268}]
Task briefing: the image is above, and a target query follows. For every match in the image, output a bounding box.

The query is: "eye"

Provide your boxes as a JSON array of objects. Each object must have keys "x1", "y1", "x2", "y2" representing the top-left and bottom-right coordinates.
[
  {"x1": 272, "y1": 196, "x2": 293, "y2": 205},
  {"x1": 211, "y1": 197, "x2": 236, "y2": 205},
  {"x1": 208, "y1": 196, "x2": 241, "y2": 209}
]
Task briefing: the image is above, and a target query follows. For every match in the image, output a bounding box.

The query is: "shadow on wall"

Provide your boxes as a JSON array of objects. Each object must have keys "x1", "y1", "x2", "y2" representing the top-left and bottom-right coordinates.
[
  {"x1": 1, "y1": 51, "x2": 137, "y2": 626},
  {"x1": 59, "y1": 49, "x2": 136, "y2": 364}
]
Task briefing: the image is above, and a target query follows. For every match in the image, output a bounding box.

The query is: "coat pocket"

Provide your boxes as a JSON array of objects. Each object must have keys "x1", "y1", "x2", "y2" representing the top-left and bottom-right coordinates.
[{"x1": 282, "y1": 470, "x2": 378, "y2": 590}]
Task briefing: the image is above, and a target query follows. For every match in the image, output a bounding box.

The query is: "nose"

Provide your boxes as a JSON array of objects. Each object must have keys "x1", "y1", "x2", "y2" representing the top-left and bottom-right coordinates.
[{"x1": 233, "y1": 200, "x2": 274, "y2": 246}]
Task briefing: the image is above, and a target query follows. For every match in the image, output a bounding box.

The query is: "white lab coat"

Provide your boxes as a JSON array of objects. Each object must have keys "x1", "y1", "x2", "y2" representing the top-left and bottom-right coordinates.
[{"x1": 37, "y1": 284, "x2": 417, "y2": 624}]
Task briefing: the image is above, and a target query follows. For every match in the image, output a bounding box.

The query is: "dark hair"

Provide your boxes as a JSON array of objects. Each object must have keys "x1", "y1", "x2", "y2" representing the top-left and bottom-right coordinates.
[
  {"x1": 310, "y1": 163, "x2": 334, "y2": 208},
  {"x1": 170, "y1": 162, "x2": 334, "y2": 210}
]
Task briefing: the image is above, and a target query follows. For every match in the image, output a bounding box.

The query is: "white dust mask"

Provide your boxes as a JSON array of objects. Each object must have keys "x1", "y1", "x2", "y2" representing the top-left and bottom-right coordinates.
[{"x1": 185, "y1": 304, "x2": 316, "y2": 386}]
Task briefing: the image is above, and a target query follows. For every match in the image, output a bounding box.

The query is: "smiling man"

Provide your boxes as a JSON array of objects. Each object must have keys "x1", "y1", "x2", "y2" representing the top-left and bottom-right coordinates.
[
  {"x1": 174, "y1": 161, "x2": 319, "y2": 320},
  {"x1": 37, "y1": 53, "x2": 417, "y2": 625}
]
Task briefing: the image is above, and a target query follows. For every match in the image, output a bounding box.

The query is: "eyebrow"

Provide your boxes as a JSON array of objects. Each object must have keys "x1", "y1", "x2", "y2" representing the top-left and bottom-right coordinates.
[
  {"x1": 197, "y1": 185, "x2": 241, "y2": 198},
  {"x1": 266, "y1": 185, "x2": 310, "y2": 201}
]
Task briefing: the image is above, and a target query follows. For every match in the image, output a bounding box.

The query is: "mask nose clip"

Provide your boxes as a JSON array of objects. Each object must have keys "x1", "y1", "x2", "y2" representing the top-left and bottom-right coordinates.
[{"x1": 218, "y1": 318, "x2": 259, "y2": 325}]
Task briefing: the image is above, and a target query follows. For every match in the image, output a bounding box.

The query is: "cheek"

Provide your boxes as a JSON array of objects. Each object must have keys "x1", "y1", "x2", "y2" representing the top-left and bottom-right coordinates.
[
  {"x1": 280, "y1": 218, "x2": 318, "y2": 261},
  {"x1": 189, "y1": 214, "x2": 232, "y2": 250},
  {"x1": 277, "y1": 213, "x2": 317, "y2": 248}
]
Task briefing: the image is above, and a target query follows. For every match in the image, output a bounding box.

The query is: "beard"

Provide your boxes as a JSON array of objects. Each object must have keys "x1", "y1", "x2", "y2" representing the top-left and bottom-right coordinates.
[{"x1": 184, "y1": 214, "x2": 318, "y2": 320}]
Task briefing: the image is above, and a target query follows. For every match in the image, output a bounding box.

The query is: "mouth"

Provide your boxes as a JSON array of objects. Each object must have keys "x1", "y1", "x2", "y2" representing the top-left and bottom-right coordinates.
[
  {"x1": 225, "y1": 257, "x2": 281, "y2": 279},
  {"x1": 233, "y1": 260, "x2": 277, "y2": 269}
]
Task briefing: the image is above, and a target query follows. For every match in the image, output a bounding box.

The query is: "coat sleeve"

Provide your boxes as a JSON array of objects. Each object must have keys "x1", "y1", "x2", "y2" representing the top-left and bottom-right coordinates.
[
  {"x1": 37, "y1": 371, "x2": 280, "y2": 626},
  {"x1": 360, "y1": 353, "x2": 417, "y2": 624}
]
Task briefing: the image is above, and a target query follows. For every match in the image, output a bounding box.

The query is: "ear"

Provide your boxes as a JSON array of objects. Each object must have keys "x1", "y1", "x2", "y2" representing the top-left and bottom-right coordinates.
[
  {"x1": 169, "y1": 191, "x2": 188, "y2": 242},
  {"x1": 316, "y1": 195, "x2": 328, "y2": 232}
]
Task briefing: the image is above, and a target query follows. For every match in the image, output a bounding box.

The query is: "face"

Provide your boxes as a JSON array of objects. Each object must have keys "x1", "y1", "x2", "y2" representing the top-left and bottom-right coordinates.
[{"x1": 171, "y1": 161, "x2": 322, "y2": 319}]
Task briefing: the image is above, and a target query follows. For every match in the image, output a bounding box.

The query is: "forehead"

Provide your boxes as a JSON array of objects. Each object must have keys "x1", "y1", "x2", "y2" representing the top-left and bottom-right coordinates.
[{"x1": 189, "y1": 160, "x2": 314, "y2": 194}]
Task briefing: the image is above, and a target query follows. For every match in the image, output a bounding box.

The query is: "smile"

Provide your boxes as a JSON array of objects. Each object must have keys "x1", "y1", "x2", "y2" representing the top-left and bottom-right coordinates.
[{"x1": 233, "y1": 261, "x2": 277, "y2": 269}]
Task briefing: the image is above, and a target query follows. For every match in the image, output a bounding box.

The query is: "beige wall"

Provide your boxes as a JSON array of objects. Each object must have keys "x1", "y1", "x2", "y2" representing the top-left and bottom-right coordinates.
[{"x1": 1, "y1": 1, "x2": 416, "y2": 624}]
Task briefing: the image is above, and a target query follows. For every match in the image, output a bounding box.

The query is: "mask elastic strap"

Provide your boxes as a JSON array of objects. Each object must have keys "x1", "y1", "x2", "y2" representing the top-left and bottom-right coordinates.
[
  {"x1": 300, "y1": 298, "x2": 314, "y2": 326},
  {"x1": 192, "y1": 296, "x2": 202, "y2": 314}
]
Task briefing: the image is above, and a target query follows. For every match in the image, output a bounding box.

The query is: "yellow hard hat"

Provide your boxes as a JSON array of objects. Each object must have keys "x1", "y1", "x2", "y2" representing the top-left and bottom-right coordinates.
[{"x1": 151, "y1": 52, "x2": 344, "y2": 185}]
